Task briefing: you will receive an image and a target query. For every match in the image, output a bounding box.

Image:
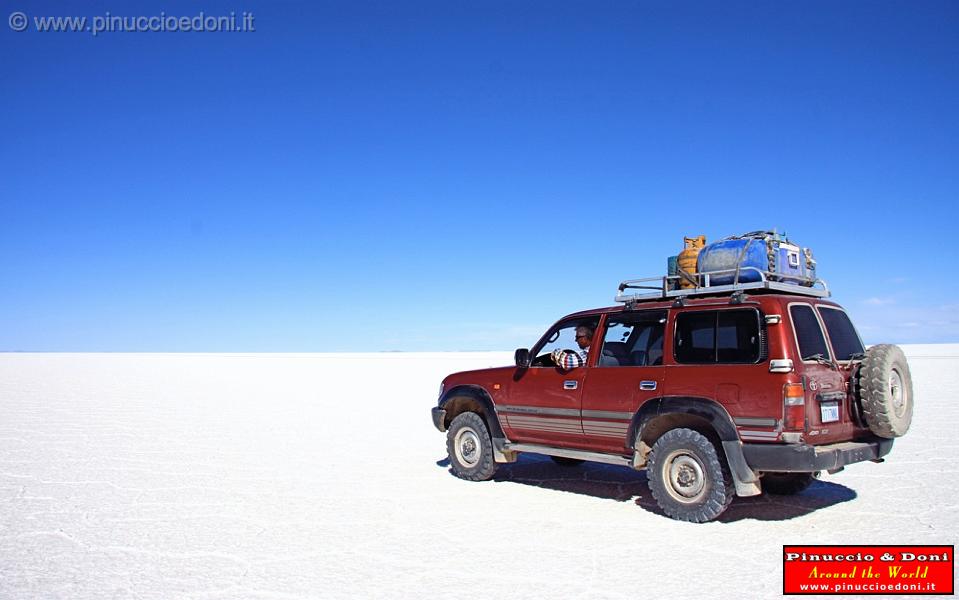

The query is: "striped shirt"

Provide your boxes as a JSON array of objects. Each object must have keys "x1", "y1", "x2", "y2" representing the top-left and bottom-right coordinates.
[{"x1": 551, "y1": 348, "x2": 588, "y2": 370}]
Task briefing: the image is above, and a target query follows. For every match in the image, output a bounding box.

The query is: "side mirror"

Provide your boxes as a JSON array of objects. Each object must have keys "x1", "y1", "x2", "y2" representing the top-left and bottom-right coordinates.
[{"x1": 514, "y1": 348, "x2": 531, "y2": 368}]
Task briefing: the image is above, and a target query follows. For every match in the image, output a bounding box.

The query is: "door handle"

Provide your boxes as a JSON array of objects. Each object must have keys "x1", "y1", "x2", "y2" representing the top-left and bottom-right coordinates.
[
  {"x1": 563, "y1": 380, "x2": 578, "y2": 390},
  {"x1": 640, "y1": 381, "x2": 657, "y2": 391}
]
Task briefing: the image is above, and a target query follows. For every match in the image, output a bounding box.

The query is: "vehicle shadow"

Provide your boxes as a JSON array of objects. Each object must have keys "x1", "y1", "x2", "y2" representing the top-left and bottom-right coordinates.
[
  {"x1": 491, "y1": 455, "x2": 650, "y2": 502},
  {"x1": 717, "y1": 479, "x2": 857, "y2": 523},
  {"x1": 439, "y1": 454, "x2": 857, "y2": 522}
]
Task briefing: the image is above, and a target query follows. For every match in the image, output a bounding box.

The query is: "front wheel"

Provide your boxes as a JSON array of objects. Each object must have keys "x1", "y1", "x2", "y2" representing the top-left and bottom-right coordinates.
[
  {"x1": 446, "y1": 412, "x2": 498, "y2": 481},
  {"x1": 646, "y1": 428, "x2": 734, "y2": 523}
]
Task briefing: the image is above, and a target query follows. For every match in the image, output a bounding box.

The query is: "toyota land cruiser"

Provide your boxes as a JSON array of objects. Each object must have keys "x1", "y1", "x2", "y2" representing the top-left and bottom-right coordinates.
[{"x1": 430, "y1": 273, "x2": 913, "y2": 522}]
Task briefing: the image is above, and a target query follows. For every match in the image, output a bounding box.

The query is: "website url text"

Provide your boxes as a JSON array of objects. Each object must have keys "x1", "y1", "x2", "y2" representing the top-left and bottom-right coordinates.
[{"x1": 8, "y1": 11, "x2": 256, "y2": 36}]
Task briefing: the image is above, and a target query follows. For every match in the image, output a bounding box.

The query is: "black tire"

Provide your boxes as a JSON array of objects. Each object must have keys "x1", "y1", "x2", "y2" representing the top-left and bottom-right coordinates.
[
  {"x1": 646, "y1": 428, "x2": 734, "y2": 523},
  {"x1": 446, "y1": 412, "x2": 498, "y2": 481},
  {"x1": 858, "y1": 344, "x2": 913, "y2": 438},
  {"x1": 550, "y1": 456, "x2": 585, "y2": 467},
  {"x1": 762, "y1": 472, "x2": 817, "y2": 495}
]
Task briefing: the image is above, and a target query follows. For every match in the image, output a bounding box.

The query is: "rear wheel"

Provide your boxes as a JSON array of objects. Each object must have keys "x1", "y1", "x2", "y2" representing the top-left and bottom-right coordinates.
[
  {"x1": 646, "y1": 428, "x2": 734, "y2": 522},
  {"x1": 446, "y1": 412, "x2": 497, "y2": 481},
  {"x1": 762, "y1": 472, "x2": 817, "y2": 495}
]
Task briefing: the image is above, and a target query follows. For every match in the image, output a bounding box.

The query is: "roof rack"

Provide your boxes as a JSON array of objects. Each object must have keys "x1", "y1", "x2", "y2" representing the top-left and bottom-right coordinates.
[{"x1": 615, "y1": 267, "x2": 830, "y2": 304}]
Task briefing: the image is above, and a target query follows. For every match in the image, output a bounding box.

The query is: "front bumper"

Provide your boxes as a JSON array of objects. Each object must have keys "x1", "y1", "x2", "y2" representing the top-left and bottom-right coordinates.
[
  {"x1": 742, "y1": 438, "x2": 895, "y2": 473},
  {"x1": 431, "y1": 407, "x2": 447, "y2": 432}
]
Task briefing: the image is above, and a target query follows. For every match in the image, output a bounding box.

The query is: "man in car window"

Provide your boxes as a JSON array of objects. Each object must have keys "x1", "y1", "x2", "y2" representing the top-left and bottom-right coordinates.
[{"x1": 551, "y1": 324, "x2": 594, "y2": 370}]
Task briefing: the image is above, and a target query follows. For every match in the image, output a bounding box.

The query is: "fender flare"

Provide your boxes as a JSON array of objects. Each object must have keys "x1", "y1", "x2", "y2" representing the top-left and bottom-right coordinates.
[
  {"x1": 628, "y1": 396, "x2": 740, "y2": 448},
  {"x1": 438, "y1": 384, "x2": 506, "y2": 439}
]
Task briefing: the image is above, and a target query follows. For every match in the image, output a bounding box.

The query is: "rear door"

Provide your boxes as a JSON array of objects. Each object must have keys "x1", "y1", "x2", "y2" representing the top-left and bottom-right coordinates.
[
  {"x1": 580, "y1": 310, "x2": 667, "y2": 454},
  {"x1": 665, "y1": 307, "x2": 774, "y2": 443},
  {"x1": 788, "y1": 302, "x2": 851, "y2": 443},
  {"x1": 816, "y1": 304, "x2": 871, "y2": 436}
]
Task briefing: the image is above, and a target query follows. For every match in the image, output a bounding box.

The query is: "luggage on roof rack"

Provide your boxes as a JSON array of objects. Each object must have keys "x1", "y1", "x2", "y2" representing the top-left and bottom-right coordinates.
[
  {"x1": 616, "y1": 229, "x2": 828, "y2": 305},
  {"x1": 697, "y1": 230, "x2": 817, "y2": 287},
  {"x1": 615, "y1": 266, "x2": 830, "y2": 304}
]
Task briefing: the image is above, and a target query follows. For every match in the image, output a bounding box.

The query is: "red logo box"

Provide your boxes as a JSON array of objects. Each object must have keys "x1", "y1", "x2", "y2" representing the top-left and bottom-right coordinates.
[{"x1": 783, "y1": 545, "x2": 954, "y2": 595}]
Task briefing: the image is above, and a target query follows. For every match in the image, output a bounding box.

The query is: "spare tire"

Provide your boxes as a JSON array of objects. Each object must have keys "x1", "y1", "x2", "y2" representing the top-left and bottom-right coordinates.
[{"x1": 857, "y1": 344, "x2": 913, "y2": 438}]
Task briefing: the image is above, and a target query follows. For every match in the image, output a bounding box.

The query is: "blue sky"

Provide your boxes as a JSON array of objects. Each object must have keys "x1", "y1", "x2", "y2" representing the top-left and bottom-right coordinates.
[{"x1": 2, "y1": 1, "x2": 957, "y2": 351}]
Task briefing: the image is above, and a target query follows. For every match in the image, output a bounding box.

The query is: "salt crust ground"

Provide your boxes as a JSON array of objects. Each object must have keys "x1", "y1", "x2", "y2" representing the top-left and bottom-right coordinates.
[{"x1": 0, "y1": 346, "x2": 956, "y2": 599}]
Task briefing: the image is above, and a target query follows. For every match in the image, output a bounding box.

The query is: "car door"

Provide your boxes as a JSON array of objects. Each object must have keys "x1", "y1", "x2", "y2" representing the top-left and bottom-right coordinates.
[
  {"x1": 788, "y1": 302, "x2": 852, "y2": 443},
  {"x1": 581, "y1": 310, "x2": 667, "y2": 453},
  {"x1": 665, "y1": 307, "x2": 773, "y2": 443},
  {"x1": 503, "y1": 318, "x2": 598, "y2": 447}
]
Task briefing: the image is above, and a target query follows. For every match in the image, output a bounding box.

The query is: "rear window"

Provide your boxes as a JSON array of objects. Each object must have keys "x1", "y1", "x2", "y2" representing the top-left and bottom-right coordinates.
[
  {"x1": 819, "y1": 307, "x2": 865, "y2": 360},
  {"x1": 790, "y1": 304, "x2": 831, "y2": 361},
  {"x1": 675, "y1": 309, "x2": 761, "y2": 364}
]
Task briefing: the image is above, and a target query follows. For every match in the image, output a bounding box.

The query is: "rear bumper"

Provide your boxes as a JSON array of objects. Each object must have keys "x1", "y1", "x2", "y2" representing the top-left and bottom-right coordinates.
[
  {"x1": 742, "y1": 438, "x2": 895, "y2": 473},
  {"x1": 431, "y1": 407, "x2": 447, "y2": 432}
]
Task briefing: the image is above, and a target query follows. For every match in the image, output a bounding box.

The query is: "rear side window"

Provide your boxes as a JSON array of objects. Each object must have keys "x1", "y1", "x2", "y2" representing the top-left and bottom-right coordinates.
[
  {"x1": 717, "y1": 311, "x2": 762, "y2": 362},
  {"x1": 675, "y1": 309, "x2": 761, "y2": 364},
  {"x1": 819, "y1": 307, "x2": 865, "y2": 360},
  {"x1": 675, "y1": 312, "x2": 716, "y2": 363},
  {"x1": 790, "y1": 304, "x2": 831, "y2": 361},
  {"x1": 598, "y1": 310, "x2": 667, "y2": 367}
]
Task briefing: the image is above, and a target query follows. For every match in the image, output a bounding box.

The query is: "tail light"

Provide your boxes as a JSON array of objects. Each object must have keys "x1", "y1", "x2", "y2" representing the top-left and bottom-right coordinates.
[{"x1": 784, "y1": 382, "x2": 806, "y2": 431}]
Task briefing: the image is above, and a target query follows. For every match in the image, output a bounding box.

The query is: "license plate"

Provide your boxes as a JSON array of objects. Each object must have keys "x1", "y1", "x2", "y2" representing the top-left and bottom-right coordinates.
[{"x1": 820, "y1": 402, "x2": 840, "y2": 423}]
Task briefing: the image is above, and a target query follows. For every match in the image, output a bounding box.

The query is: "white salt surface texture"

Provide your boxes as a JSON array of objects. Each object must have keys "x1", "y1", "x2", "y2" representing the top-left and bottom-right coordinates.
[{"x1": 1, "y1": 346, "x2": 956, "y2": 599}]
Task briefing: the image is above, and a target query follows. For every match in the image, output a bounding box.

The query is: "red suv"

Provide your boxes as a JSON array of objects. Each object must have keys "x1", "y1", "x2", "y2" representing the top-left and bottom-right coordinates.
[{"x1": 430, "y1": 276, "x2": 913, "y2": 522}]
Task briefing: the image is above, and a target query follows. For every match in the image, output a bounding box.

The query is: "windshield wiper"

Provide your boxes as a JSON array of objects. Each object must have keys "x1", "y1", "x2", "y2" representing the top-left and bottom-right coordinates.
[
  {"x1": 847, "y1": 352, "x2": 866, "y2": 361},
  {"x1": 804, "y1": 353, "x2": 837, "y2": 369}
]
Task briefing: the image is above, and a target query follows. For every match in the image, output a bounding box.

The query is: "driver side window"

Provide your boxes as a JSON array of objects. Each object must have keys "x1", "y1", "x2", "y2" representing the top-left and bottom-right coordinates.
[
  {"x1": 539, "y1": 324, "x2": 580, "y2": 356},
  {"x1": 532, "y1": 319, "x2": 598, "y2": 368}
]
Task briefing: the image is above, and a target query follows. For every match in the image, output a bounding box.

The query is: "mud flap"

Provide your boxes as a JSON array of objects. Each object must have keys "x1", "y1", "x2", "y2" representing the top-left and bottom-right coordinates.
[
  {"x1": 722, "y1": 440, "x2": 762, "y2": 497},
  {"x1": 492, "y1": 438, "x2": 517, "y2": 463}
]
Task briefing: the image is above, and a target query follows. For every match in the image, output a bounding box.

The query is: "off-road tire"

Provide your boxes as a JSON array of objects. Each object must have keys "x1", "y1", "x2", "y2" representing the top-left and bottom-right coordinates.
[
  {"x1": 446, "y1": 412, "x2": 498, "y2": 481},
  {"x1": 762, "y1": 472, "x2": 817, "y2": 495},
  {"x1": 858, "y1": 344, "x2": 913, "y2": 438},
  {"x1": 646, "y1": 428, "x2": 734, "y2": 523},
  {"x1": 550, "y1": 456, "x2": 585, "y2": 467}
]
